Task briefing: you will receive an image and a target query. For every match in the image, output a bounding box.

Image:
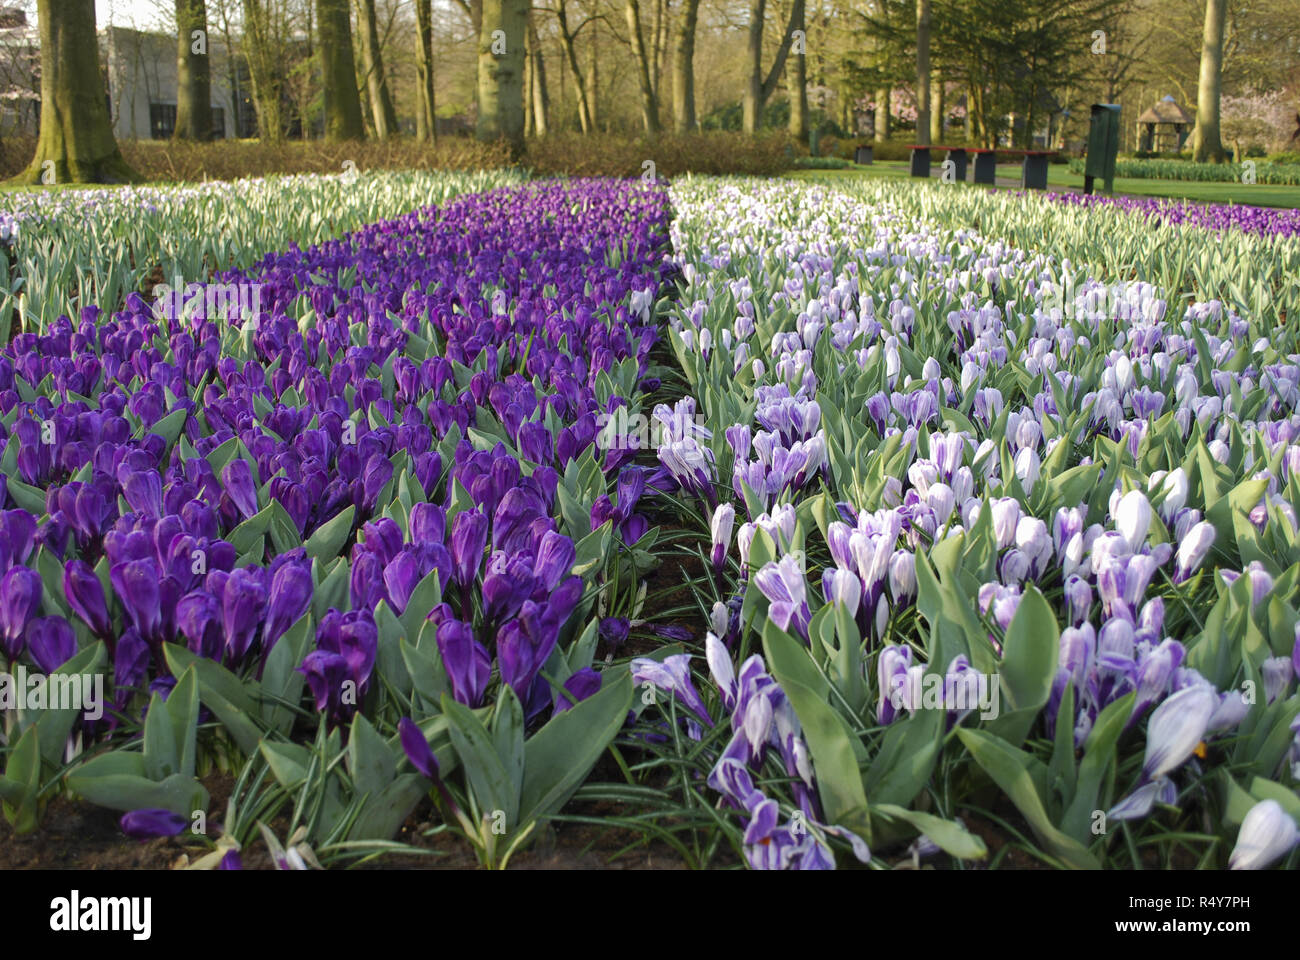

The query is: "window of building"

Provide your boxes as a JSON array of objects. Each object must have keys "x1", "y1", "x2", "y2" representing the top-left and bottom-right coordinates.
[{"x1": 150, "y1": 102, "x2": 176, "y2": 139}]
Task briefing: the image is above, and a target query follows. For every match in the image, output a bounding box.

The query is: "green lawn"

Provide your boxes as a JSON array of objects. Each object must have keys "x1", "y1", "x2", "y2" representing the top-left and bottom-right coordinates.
[{"x1": 789, "y1": 160, "x2": 1300, "y2": 208}]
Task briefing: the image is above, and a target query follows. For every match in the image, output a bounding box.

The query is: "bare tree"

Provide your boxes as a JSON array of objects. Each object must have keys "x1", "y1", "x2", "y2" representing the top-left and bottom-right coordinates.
[
  {"x1": 356, "y1": 0, "x2": 397, "y2": 137},
  {"x1": 742, "y1": 0, "x2": 803, "y2": 133}
]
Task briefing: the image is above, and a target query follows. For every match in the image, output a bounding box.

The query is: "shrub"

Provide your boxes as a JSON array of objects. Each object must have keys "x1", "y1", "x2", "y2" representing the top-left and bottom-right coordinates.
[
  {"x1": 791, "y1": 155, "x2": 851, "y2": 169},
  {"x1": 0, "y1": 132, "x2": 796, "y2": 182}
]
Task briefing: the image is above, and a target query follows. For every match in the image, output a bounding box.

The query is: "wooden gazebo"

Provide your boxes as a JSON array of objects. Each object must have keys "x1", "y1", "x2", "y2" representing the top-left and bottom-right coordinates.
[{"x1": 1136, "y1": 96, "x2": 1193, "y2": 153}]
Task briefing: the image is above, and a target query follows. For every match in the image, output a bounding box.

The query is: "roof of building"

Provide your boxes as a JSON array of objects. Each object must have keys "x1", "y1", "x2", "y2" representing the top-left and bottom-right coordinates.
[{"x1": 1137, "y1": 98, "x2": 1194, "y2": 125}]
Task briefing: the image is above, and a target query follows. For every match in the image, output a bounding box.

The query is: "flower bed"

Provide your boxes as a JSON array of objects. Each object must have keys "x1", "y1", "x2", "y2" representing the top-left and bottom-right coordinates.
[
  {"x1": 0, "y1": 170, "x2": 525, "y2": 336},
  {"x1": 0, "y1": 177, "x2": 679, "y2": 868},
  {"x1": 640, "y1": 177, "x2": 1300, "y2": 869},
  {"x1": 3, "y1": 172, "x2": 1298, "y2": 872}
]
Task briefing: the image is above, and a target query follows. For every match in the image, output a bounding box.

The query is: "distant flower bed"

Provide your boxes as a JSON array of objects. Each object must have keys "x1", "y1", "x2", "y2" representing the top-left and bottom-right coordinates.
[
  {"x1": 1067, "y1": 156, "x2": 1300, "y2": 186},
  {"x1": 1046, "y1": 190, "x2": 1300, "y2": 239}
]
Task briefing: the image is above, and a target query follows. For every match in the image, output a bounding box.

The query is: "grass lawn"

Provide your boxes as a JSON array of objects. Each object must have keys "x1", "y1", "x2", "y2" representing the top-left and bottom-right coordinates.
[{"x1": 789, "y1": 160, "x2": 1300, "y2": 208}]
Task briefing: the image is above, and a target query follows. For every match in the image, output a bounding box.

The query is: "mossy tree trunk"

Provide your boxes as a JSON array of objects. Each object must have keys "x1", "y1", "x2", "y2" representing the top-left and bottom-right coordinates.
[
  {"x1": 670, "y1": 0, "x2": 700, "y2": 133},
  {"x1": 414, "y1": 0, "x2": 436, "y2": 141},
  {"x1": 17, "y1": 0, "x2": 137, "y2": 184},
  {"x1": 476, "y1": 0, "x2": 528, "y2": 153}
]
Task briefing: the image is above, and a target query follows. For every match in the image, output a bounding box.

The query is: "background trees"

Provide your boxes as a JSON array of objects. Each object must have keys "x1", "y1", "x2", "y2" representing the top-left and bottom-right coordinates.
[{"x1": 11, "y1": 0, "x2": 1300, "y2": 181}]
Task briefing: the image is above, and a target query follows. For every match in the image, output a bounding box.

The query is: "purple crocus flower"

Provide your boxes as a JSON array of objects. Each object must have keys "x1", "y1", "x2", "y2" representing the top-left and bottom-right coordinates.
[
  {"x1": 298, "y1": 650, "x2": 351, "y2": 719},
  {"x1": 398, "y1": 716, "x2": 441, "y2": 780},
  {"x1": 450, "y1": 509, "x2": 489, "y2": 589},
  {"x1": 25, "y1": 616, "x2": 77, "y2": 673},
  {"x1": 0, "y1": 565, "x2": 43, "y2": 659},
  {"x1": 109, "y1": 558, "x2": 163, "y2": 643},
  {"x1": 63, "y1": 559, "x2": 112, "y2": 639},
  {"x1": 120, "y1": 808, "x2": 188, "y2": 839},
  {"x1": 221, "y1": 567, "x2": 268, "y2": 663},
  {"x1": 436, "y1": 619, "x2": 491, "y2": 708},
  {"x1": 630, "y1": 654, "x2": 713, "y2": 730},
  {"x1": 1142, "y1": 684, "x2": 1219, "y2": 780},
  {"x1": 263, "y1": 560, "x2": 312, "y2": 649},
  {"x1": 753, "y1": 555, "x2": 811, "y2": 641},
  {"x1": 876, "y1": 644, "x2": 913, "y2": 725},
  {"x1": 218, "y1": 849, "x2": 243, "y2": 869},
  {"x1": 221, "y1": 458, "x2": 259, "y2": 521},
  {"x1": 555, "y1": 667, "x2": 602, "y2": 713}
]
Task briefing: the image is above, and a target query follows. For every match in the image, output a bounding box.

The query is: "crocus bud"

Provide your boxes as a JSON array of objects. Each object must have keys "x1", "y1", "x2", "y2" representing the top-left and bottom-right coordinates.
[
  {"x1": 823, "y1": 567, "x2": 862, "y2": 615},
  {"x1": 1115, "y1": 490, "x2": 1152, "y2": 552},
  {"x1": 877, "y1": 645, "x2": 912, "y2": 725},
  {"x1": 888, "y1": 550, "x2": 916, "y2": 604},
  {"x1": 1229, "y1": 800, "x2": 1300, "y2": 870},
  {"x1": 1262, "y1": 657, "x2": 1294, "y2": 705},
  {"x1": 1141, "y1": 684, "x2": 1218, "y2": 780},
  {"x1": 1156, "y1": 468, "x2": 1188, "y2": 521},
  {"x1": 1134, "y1": 639, "x2": 1185, "y2": 715},
  {"x1": 1014, "y1": 447, "x2": 1040, "y2": 493},
  {"x1": 709, "y1": 601, "x2": 730, "y2": 638},
  {"x1": 710, "y1": 503, "x2": 735, "y2": 572},
  {"x1": 1065, "y1": 575, "x2": 1092, "y2": 625},
  {"x1": 990, "y1": 497, "x2": 1020, "y2": 550},
  {"x1": 1173, "y1": 521, "x2": 1216, "y2": 582}
]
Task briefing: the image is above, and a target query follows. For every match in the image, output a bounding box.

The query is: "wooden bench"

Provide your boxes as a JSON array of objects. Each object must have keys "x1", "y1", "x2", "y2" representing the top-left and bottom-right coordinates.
[{"x1": 907, "y1": 144, "x2": 1059, "y2": 189}]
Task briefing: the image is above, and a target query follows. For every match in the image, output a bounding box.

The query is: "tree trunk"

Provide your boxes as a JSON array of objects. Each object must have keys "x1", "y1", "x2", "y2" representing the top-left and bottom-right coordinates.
[
  {"x1": 650, "y1": 0, "x2": 663, "y2": 101},
  {"x1": 1191, "y1": 0, "x2": 1227, "y2": 162},
  {"x1": 17, "y1": 0, "x2": 136, "y2": 183},
  {"x1": 742, "y1": 0, "x2": 765, "y2": 134},
  {"x1": 477, "y1": 0, "x2": 528, "y2": 152},
  {"x1": 414, "y1": 0, "x2": 436, "y2": 141},
  {"x1": 671, "y1": 0, "x2": 700, "y2": 133},
  {"x1": 587, "y1": 27, "x2": 599, "y2": 131},
  {"x1": 524, "y1": 26, "x2": 534, "y2": 136},
  {"x1": 243, "y1": 0, "x2": 283, "y2": 142},
  {"x1": 318, "y1": 0, "x2": 365, "y2": 140},
  {"x1": 529, "y1": 18, "x2": 549, "y2": 136},
  {"x1": 174, "y1": 0, "x2": 212, "y2": 140},
  {"x1": 929, "y1": 69, "x2": 942, "y2": 143},
  {"x1": 625, "y1": 0, "x2": 660, "y2": 133},
  {"x1": 874, "y1": 86, "x2": 889, "y2": 140},
  {"x1": 915, "y1": 0, "x2": 930, "y2": 145},
  {"x1": 357, "y1": 0, "x2": 397, "y2": 139},
  {"x1": 743, "y1": 0, "x2": 802, "y2": 134},
  {"x1": 557, "y1": 1, "x2": 591, "y2": 133},
  {"x1": 787, "y1": 0, "x2": 807, "y2": 142}
]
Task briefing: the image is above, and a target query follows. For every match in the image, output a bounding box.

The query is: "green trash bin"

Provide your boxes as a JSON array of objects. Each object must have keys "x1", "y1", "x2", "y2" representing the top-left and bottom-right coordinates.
[{"x1": 1084, "y1": 104, "x2": 1121, "y2": 195}]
